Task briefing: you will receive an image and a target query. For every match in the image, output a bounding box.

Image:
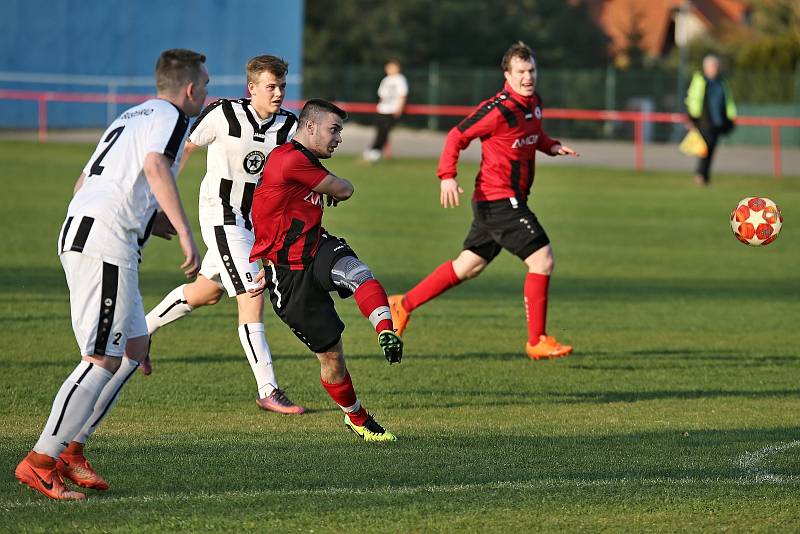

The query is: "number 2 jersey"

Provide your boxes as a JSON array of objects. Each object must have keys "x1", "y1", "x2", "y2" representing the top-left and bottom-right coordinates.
[
  {"x1": 188, "y1": 98, "x2": 297, "y2": 230},
  {"x1": 59, "y1": 98, "x2": 190, "y2": 270},
  {"x1": 437, "y1": 82, "x2": 561, "y2": 202}
]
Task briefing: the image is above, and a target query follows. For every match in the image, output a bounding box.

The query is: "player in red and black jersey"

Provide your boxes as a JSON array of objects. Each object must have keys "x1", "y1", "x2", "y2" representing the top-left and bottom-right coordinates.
[
  {"x1": 389, "y1": 42, "x2": 579, "y2": 360},
  {"x1": 250, "y1": 99, "x2": 401, "y2": 442}
]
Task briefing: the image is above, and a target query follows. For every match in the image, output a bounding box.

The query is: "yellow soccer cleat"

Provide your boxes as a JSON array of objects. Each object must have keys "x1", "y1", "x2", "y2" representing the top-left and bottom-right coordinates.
[{"x1": 344, "y1": 414, "x2": 397, "y2": 442}]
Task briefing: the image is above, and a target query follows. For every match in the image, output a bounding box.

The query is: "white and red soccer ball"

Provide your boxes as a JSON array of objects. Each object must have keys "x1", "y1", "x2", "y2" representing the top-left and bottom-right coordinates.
[{"x1": 730, "y1": 197, "x2": 783, "y2": 246}]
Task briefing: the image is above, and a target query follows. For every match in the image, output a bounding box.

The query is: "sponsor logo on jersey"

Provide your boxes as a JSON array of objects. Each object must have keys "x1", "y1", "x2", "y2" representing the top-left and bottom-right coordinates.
[
  {"x1": 243, "y1": 151, "x2": 266, "y2": 174},
  {"x1": 534, "y1": 106, "x2": 542, "y2": 119},
  {"x1": 303, "y1": 191, "x2": 322, "y2": 206},
  {"x1": 511, "y1": 134, "x2": 539, "y2": 149},
  {"x1": 119, "y1": 108, "x2": 153, "y2": 120}
]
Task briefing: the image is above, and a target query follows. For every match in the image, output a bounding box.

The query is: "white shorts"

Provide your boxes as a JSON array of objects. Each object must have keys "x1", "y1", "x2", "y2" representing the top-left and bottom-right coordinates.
[
  {"x1": 199, "y1": 225, "x2": 261, "y2": 297},
  {"x1": 60, "y1": 251, "x2": 147, "y2": 357}
]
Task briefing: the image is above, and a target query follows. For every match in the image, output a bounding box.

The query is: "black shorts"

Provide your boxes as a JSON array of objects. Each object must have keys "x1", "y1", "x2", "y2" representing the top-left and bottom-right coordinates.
[
  {"x1": 264, "y1": 233, "x2": 358, "y2": 353},
  {"x1": 463, "y1": 199, "x2": 550, "y2": 262}
]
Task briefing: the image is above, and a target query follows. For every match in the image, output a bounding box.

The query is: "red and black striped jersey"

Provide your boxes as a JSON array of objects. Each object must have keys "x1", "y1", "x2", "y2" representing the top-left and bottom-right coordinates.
[
  {"x1": 437, "y1": 82, "x2": 560, "y2": 202},
  {"x1": 250, "y1": 140, "x2": 328, "y2": 269}
]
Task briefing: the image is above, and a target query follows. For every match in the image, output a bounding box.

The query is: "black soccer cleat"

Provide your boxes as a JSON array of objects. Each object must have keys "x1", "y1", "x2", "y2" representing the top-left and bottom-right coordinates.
[{"x1": 378, "y1": 330, "x2": 403, "y2": 364}]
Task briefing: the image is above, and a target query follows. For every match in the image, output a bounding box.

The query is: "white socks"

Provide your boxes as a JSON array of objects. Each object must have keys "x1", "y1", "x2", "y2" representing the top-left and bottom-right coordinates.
[
  {"x1": 148, "y1": 288, "x2": 281, "y2": 401},
  {"x1": 146, "y1": 285, "x2": 194, "y2": 335},
  {"x1": 73, "y1": 357, "x2": 140, "y2": 444},
  {"x1": 238, "y1": 323, "x2": 277, "y2": 399},
  {"x1": 33, "y1": 361, "x2": 113, "y2": 458}
]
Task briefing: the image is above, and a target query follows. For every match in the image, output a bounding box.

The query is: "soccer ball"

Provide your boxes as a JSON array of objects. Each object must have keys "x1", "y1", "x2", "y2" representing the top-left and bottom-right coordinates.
[{"x1": 730, "y1": 197, "x2": 783, "y2": 246}]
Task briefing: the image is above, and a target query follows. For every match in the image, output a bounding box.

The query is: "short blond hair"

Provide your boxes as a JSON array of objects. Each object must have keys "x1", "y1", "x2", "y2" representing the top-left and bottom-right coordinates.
[{"x1": 246, "y1": 55, "x2": 289, "y2": 84}]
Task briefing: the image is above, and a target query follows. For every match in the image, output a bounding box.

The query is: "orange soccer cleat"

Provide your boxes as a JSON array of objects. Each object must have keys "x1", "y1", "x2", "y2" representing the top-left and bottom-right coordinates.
[
  {"x1": 526, "y1": 335, "x2": 573, "y2": 360},
  {"x1": 56, "y1": 453, "x2": 109, "y2": 490},
  {"x1": 388, "y1": 295, "x2": 411, "y2": 337},
  {"x1": 15, "y1": 453, "x2": 86, "y2": 500}
]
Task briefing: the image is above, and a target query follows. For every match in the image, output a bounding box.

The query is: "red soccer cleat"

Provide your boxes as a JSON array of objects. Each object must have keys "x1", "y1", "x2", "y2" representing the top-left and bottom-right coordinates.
[
  {"x1": 56, "y1": 453, "x2": 109, "y2": 490},
  {"x1": 15, "y1": 453, "x2": 86, "y2": 500}
]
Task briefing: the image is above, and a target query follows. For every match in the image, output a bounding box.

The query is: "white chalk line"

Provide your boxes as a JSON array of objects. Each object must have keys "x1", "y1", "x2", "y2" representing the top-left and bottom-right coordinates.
[{"x1": 736, "y1": 439, "x2": 800, "y2": 484}]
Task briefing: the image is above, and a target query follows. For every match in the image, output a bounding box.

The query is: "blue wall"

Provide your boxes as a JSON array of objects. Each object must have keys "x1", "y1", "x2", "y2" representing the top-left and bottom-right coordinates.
[{"x1": 0, "y1": 0, "x2": 304, "y2": 127}]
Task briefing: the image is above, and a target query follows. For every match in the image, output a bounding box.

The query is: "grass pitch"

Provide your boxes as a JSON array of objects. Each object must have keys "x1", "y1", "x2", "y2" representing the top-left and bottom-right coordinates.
[{"x1": 1, "y1": 139, "x2": 799, "y2": 532}]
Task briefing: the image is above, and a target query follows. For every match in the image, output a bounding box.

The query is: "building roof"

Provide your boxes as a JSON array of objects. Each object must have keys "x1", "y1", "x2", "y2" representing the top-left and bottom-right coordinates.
[{"x1": 589, "y1": 0, "x2": 749, "y2": 58}]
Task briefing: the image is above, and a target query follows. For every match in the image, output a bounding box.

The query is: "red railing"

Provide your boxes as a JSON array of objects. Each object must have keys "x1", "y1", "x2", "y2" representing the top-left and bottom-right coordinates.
[{"x1": 2, "y1": 89, "x2": 799, "y2": 177}]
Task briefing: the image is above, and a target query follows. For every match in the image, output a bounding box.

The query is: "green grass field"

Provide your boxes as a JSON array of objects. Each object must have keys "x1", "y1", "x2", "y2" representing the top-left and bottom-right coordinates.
[{"x1": 1, "y1": 139, "x2": 799, "y2": 532}]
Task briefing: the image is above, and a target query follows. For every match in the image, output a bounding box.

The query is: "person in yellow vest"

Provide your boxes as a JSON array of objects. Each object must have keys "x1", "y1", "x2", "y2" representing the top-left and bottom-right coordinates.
[{"x1": 685, "y1": 54, "x2": 737, "y2": 186}]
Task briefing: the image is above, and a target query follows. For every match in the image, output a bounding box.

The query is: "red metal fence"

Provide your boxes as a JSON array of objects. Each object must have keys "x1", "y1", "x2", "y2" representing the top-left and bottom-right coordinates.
[{"x1": 2, "y1": 88, "x2": 799, "y2": 177}]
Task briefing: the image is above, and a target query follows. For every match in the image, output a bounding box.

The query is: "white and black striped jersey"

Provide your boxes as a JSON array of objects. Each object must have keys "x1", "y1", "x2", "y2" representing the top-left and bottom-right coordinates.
[
  {"x1": 59, "y1": 98, "x2": 190, "y2": 269},
  {"x1": 189, "y1": 98, "x2": 297, "y2": 229}
]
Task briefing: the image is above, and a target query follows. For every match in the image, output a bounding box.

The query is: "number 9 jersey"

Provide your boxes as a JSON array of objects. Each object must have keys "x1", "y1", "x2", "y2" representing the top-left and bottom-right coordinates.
[
  {"x1": 59, "y1": 98, "x2": 190, "y2": 269},
  {"x1": 188, "y1": 98, "x2": 297, "y2": 230}
]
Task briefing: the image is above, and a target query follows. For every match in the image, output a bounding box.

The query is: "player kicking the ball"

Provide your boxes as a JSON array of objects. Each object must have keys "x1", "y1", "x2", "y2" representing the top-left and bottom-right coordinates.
[
  {"x1": 388, "y1": 42, "x2": 578, "y2": 360},
  {"x1": 144, "y1": 55, "x2": 304, "y2": 415},
  {"x1": 249, "y1": 99, "x2": 401, "y2": 442},
  {"x1": 15, "y1": 49, "x2": 207, "y2": 499}
]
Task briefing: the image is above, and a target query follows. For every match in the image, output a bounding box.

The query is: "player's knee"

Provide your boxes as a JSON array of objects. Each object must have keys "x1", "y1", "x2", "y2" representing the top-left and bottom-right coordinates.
[
  {"x1": 453, "y1": 258, "x2": 486, "y2": 280},
  {"x1": 464, "y1": 262, "x2": 486, "y2": 280},
  {"x1": 184, "y1": 277, "x2": 224, "y2": 307},
  {"x1": 526, "y1": 252, "x2": 554, "y2": 275},
  {"x1": 331, "y1": 256, "x2": 374, "y2": 292},
  {"x1": 205, "y1": 290, "x2": 224, "y2": 306},
  {"x1": 193, "y1": 286, "x2": 223, "y2": 306},
  {"x1": 83, "y1": 354, "x2": 122, "y2": 373}
]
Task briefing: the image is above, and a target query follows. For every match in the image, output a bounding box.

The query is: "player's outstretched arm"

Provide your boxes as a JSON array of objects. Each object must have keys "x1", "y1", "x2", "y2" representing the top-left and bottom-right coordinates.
[
  {"x1": 551, "y1": 144, "x2": 580, "y2": 157},
  {"x1": 440, "y1": 178, "x2": 464, "y2": 208},
  {"x1": 313, "y1": 174, "x2": 354, "y2": 206},
  {"x1": 143, "y1": 152, "x2": 201, "y2": 277}
]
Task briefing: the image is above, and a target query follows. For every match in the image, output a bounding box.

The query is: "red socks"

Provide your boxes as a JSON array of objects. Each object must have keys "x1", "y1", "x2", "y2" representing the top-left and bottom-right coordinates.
[
  {"x1": 403, "y1": 261, "x2": 461, "y2": 312},
  {"x1": 353, "y1": 279, "x2": 393, "y2": 333},
  {"x1": 524, "y1": 273, "x2": 550, "y2": 344},
  {"x1": 320, "y1": 372, "x2": 368, "y2": 425}
]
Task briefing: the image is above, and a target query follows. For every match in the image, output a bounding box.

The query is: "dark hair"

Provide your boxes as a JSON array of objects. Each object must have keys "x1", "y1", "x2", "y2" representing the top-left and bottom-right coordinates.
[
  {"x1": 501, "y1": 41, "x2": 535, "y2": 72},
  {"x1": 155, "y1": 49, "x2": 207, "y2": 94},
  {"x1": 246, "y1": 55, "x2": 289, "y2": 83},
  {"x1": 299, "y1": 98, "x2": 348, "y2": 124}
]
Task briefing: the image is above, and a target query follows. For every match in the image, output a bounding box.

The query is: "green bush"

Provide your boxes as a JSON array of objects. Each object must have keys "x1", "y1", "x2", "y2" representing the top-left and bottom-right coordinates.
[{"x1": 736, "y1": 34, "x2": 800, "y2": 72}]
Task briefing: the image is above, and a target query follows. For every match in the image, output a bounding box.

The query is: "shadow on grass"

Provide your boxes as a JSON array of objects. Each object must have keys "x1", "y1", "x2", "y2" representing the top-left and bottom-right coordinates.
[
  {"x1": 549, "y1": 389, "x2": 800, "y2": 404},
  {"x1": 4, "y1": 267, "x2": 800, "y2": 303},
  {"x1": 379, "y1": 272, "x2": 800, "y2": 302},
  {"x1": 3, "y1": 426, "x2": 797, "y2": 506},
  {"x1": 374, "y1": 385, "x2": 800, "y2": 409}
]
